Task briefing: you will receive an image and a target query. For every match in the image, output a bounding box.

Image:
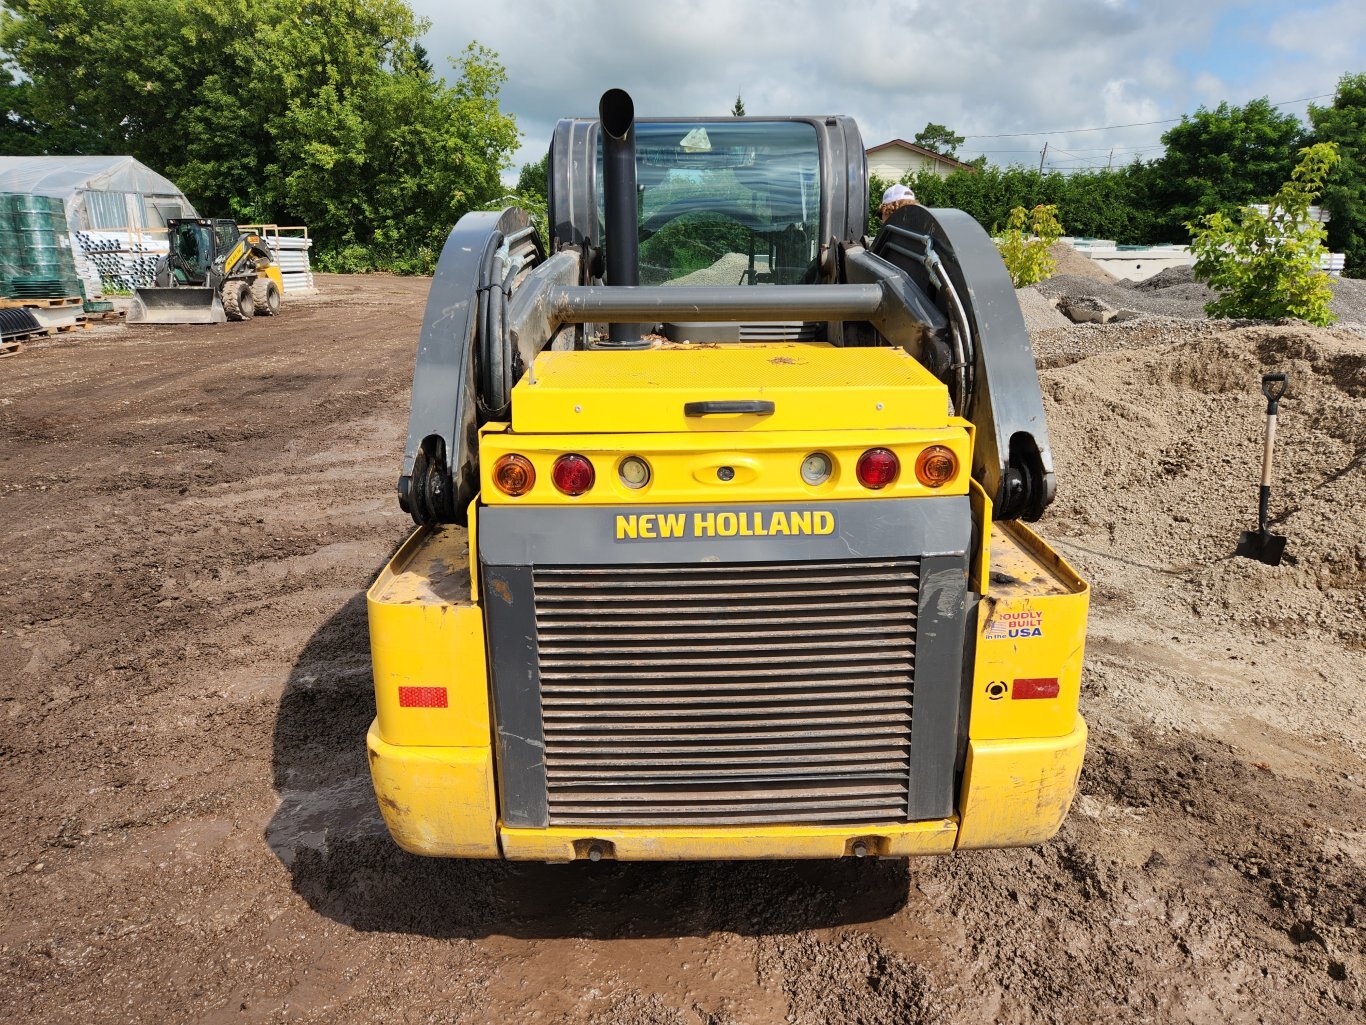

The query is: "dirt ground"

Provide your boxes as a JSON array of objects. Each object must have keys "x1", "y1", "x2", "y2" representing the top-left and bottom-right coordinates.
[{"x1": 0, "y1": 273, "x2": 1361, "y2": 1024}]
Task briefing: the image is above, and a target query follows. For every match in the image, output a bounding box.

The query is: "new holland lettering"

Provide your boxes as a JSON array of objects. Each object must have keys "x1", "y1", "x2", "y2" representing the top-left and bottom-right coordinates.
[{"x1": 615, "y1": 509, "x2": 836, "y2": 541}]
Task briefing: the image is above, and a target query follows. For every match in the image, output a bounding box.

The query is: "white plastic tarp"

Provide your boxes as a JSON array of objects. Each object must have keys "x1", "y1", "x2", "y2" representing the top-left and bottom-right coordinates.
[{"x1": 0, "y1": 155, "x2": 198, "y2": 229}]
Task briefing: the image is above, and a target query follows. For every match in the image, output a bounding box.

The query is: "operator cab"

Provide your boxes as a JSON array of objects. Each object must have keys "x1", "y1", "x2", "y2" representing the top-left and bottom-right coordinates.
[{"x1": 165, "y1": 217, "x2": 242, "y2": 284}]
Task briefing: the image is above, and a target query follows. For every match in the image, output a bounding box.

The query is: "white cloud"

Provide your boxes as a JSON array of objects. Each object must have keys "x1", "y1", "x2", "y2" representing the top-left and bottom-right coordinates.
[{"x1": 410, "y1": 0, "x2": 1361, "y2": 176}]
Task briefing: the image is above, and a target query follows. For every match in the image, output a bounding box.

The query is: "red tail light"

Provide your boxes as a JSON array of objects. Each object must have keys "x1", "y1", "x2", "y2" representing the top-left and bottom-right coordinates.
[
  {"x1": 856, "y1": 448, "x2": 899, "y2": 490},
  {"x1": 552, "y1": 454, "x2": 595, "y2": 495}
]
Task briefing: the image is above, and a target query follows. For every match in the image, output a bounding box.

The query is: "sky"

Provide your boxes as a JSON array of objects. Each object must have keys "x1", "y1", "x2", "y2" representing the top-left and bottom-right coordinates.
[{"x1": 409, "y1": 0, "x2": 1366, "y2": 179}]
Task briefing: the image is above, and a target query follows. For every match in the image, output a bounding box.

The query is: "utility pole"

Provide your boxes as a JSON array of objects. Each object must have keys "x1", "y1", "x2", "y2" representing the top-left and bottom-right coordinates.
[
  {"x1": 1038, "y1": 141, "x2": 1048, "y2": 173},
  {"x1": 1107, "y1": 148, "x2": 1114, "y2": 170}
]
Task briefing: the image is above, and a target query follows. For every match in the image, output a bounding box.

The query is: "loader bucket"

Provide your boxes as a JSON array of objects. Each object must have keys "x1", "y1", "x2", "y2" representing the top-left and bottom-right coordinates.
[{"x1": 128, "y1": 286, "x2": 227, "y2": 325}]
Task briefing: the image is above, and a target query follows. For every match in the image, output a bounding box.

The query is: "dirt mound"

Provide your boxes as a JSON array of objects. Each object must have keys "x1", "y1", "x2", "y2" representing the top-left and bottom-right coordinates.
[
  {"x1": 1049, "y1": 241, "x2": 1114, "y2": 281},
  {"x1": 1029, "y1": 316, "x2": 1236, "y2": 369},
  {"x1": 1042, "y1": 322, "x2": 1366, "y2": 644}
]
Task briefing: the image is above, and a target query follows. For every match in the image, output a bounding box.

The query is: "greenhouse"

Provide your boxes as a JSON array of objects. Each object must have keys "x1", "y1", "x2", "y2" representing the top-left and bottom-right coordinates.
[{"x1": 0, "y1": 155, "x2": 197, "y2": 232}]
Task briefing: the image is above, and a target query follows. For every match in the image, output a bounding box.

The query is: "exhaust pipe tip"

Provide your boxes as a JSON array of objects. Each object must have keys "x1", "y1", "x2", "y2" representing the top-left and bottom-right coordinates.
[
  {"x1": 597, "y1": 87, "x2": 644, "y2": 346},
  {"x1": 599, "y1": 88, "x2": 635, "y2": 141}
]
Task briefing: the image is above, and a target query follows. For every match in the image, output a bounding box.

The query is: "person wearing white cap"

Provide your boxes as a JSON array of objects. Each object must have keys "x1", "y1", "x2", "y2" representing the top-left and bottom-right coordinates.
[{"x1": 879, "y1": 183, "x2": 918, "y2": 223}]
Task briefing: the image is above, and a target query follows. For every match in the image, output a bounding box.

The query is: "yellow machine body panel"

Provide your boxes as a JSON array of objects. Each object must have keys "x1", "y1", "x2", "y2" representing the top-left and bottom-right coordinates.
[
  {"x1": 512, "y1": 344, "x2": 951, "y2": 434},
  {"x1": 479, "y1": 424, "x2": 971, "y2": 506},
  {"x1": 365, "y1": 457, "x2": 1091, "y2": 860}
]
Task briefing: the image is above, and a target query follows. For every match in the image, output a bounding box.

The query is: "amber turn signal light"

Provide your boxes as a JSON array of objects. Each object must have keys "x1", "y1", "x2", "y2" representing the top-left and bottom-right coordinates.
[
  {"x1": 915, "y1": 445, "x2": 958, "y2": 487},
  {"x1": 493, "y1": 454, "x2": 536, "y2": 496}
]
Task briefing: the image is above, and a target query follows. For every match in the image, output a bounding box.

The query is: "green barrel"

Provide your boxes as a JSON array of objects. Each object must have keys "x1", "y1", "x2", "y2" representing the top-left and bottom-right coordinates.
[{"x1": 0, "y1": 194, "x2": 77, "y2": 298}]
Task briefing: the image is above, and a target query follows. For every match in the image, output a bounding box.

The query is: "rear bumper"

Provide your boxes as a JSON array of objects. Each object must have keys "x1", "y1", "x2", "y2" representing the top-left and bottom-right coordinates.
[{"x1": 366, "y1": 716, "x2": 1087, "y2": 861}]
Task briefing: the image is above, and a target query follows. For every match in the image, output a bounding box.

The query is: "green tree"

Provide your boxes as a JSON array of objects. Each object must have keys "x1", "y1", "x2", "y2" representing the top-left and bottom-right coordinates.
[
  {"x1": 1147, "y1": 97, "x2": 1306, "y2": 243},
  {"x1": 870, "y1": 163, "x2": 1158, "y2": 243},
  {"x1": 516, "y1": 154, "x2": 549, "y2": 205},
  {"x1": 1309, "y1": 72, "x2": 1366, "y2": 275},
  {"x1": 1187, "y1": 143, "x2": 1340, "y2": 325},
  {"x1": 913, "y1": 122, "x2": 964, "y2": 157},
  {"x1": 732, "y1": 94, "x2": 745, "y2": 117},
  {"x1": 0, "y1": 0, "x2": 519, "y2": 272}
]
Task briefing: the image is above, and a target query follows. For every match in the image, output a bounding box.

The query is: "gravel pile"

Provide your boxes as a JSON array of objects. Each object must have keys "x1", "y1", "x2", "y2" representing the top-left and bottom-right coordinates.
[
  {"x1": 1329, "y1": 276, "x2": 1366, "y2": 324},
  {"x1": 1015, "y1": 287, "x2": 1071, "y2": 334},
  {"x1": 1131, "y1": 265, "x2": 1196, "y2": 289},
  {"x1": 1035, "y1": 273, "x2": 1215, "y2": 320}
]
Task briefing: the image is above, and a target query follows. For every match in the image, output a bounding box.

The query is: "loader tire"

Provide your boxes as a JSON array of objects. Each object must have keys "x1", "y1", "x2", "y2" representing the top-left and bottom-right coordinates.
[
  {"x1": 251, "y1": 278, "x2": 282, "y2": 316},
  {"x1": 222, "y1": 280, "x2": 254, "y2": 321}
]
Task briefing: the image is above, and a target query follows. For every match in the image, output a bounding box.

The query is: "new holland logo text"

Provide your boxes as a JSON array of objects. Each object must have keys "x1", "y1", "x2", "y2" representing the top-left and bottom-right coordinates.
[{"x1": 615, "y1": 509, "x2": 836, "y2": 541}]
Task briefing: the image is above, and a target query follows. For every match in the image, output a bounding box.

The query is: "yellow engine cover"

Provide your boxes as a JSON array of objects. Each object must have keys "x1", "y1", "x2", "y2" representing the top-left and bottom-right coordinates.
[{"x1": 512, "y1": 343, "x2": 951, "y2": 434}]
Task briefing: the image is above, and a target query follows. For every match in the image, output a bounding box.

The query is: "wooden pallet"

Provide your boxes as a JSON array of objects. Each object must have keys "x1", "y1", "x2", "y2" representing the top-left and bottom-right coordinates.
[
  {"x1": 0, "y1": 339, "x2": 23, "y2": 359},
  {"x1": 50, "y1": 320, "x2": 91, "y2": 334},
  {"x1": 0, "y1": 296, "x2": 84, "y2": 309}
]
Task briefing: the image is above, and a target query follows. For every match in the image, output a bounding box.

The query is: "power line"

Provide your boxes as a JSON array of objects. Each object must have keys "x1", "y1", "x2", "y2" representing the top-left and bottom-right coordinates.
[{"x1": 961, "y1": 91, "x2": 1333, "y2": 140}]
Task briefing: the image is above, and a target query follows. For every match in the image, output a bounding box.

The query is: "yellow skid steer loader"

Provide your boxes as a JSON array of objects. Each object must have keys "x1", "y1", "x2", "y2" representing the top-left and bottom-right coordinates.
[
  {"x1": 367, "y1": 90, "x2": 1090, "y2": 862},
  {"x1": 129, "y1": 218, "x2": 284, "y2": 325}
]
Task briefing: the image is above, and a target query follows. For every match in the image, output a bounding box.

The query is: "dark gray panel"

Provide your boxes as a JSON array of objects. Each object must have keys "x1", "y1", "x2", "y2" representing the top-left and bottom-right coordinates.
[
  {"x1": 479, "y1": 497, "x2": 971, "y2": 568},
  {"x1": 905, "y1": 555, "x2": 970, "y2": 819},
  {"x1": 481, "y1": 563, "x2": 548, "y2": 828},
  {"x1": 481, "y1": 498, "x2": 972, "y2": 827}
]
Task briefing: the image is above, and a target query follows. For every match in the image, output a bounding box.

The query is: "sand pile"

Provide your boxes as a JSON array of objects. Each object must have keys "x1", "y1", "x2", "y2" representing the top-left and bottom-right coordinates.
[
  {"x1": 1049, "y1": 241, "x2": 1114, "y2": 282},
  {"x1": 1040, "y1": 322, "x2": 1366, "y2": 644}
]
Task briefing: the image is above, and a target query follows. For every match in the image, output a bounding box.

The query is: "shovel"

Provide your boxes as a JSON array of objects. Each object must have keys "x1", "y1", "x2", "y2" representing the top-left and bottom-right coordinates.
[{"x1": 1235, "y1": 372, "x2": 1289, "y2": 566}]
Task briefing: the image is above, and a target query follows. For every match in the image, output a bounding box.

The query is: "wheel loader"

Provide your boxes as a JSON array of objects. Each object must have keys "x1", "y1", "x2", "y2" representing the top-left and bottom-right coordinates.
[
  {"x1": 366, "y1": 90, "x2": 1090, "y2": 861},
  {"x1": 128, "y1": 218, "x2": 283, "y2": 324}
]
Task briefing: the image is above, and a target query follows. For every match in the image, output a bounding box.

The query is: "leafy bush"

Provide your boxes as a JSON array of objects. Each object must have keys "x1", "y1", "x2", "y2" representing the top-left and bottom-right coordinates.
[
  {"x1": 995, "y1": 205, "x2": 1063, "y2": 287},
  {"x1": 1187, "y1": 143, "x2": 1340, "y2": 325}
]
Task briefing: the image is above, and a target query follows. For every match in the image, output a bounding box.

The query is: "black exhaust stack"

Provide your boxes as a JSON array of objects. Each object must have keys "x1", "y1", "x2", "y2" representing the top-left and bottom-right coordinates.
[{"x1": 599, "y1": 88, "x2": 645, "y2": 346}]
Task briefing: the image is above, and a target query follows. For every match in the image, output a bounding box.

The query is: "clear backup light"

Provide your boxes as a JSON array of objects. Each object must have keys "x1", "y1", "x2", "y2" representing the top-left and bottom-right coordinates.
[
  {"x1": 618, "y1": 456, "x2": 651, "y2": 489},
  {"x1": 800, "y1": 452, "x2": 832, "y2": 486}
]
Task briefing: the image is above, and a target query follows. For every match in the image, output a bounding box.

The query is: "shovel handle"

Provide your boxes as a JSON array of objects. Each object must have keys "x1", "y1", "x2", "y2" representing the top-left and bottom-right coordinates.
[
  {"x1": 1257, "y1": 373, "x2": 1287, "y2": 533},
  {"x1": 1261, "y1": 373, "x2": 1287, "y2": 414}
]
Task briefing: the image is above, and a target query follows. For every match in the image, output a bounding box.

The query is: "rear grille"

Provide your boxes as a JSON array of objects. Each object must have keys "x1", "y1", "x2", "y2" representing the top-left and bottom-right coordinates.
[
  {"x1": 532, "y1": 558, "x2": 919, "y2": 826},
  {"x1": 738, "y1": 321, "x2": 822, "y2": 341}
]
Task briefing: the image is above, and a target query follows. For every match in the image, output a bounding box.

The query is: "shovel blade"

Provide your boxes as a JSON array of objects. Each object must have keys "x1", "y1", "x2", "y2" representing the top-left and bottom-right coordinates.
[
  {"x1": 1235, "y1": 529, "x2": 1287, "y2": 566},
  {"x1": 128, "y1": 286, "x2": 226, "y2": 325}
]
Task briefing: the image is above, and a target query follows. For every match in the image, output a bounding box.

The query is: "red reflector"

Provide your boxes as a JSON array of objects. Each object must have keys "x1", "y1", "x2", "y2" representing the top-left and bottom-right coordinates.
[
  {"x1": 1012, "y1": 677, "x2": 1060, "y2": 700},
  {"x1": 552, "y1": 453, "x2": 595, "y2": 496},
  {"x1": 399, "y1": 686, "x2": 448, "y2": 708},
  {"x1": 856, "y1": 448, "x2": 899, "y2": 489}
]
